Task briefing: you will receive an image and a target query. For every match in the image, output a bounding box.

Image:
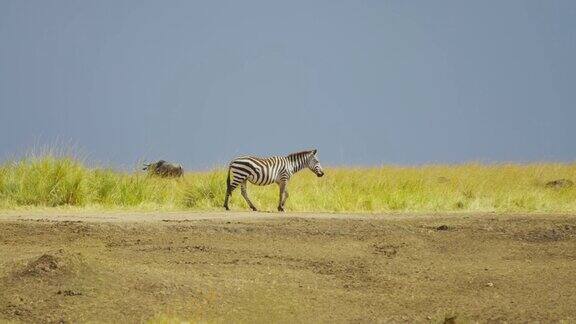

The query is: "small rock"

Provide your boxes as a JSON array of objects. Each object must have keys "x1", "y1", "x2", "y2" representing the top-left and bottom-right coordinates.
[
  {"x1": 436, "y1": 225, "x2": 449, "y2": 231},
  {"x1": 546, "y1": 179, "x2": 574, "y2": 189},
  {"x1": 444, "y1": 316, "x2": 457, "y2": 324},
  {"x1": 57, "y1": 290, "x2": 82, "y2": 296},
  {"x1": 486, "y1": 282, "x2": 494, "y2": 287}
]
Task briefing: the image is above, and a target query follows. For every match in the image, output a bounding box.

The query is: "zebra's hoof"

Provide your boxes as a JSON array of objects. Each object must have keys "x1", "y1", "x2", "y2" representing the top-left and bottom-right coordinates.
[
  {"x1": 224, "y1": 205, "x2": 230, "y2": 211},
  {"x1": 250, "y1": 207, "x2": 258, "y2": 212},
  {"x1": 278, "y1": 207, "x2": 285, "y2": 212}
]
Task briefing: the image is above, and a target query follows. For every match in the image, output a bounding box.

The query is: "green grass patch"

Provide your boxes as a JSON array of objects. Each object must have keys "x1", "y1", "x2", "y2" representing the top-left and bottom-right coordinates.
[{"x1": 0, "y1": 156, "x2": 575, "y2": 212}]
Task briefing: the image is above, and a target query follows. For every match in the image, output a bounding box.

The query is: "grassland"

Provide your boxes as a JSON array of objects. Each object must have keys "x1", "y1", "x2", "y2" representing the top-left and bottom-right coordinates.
[{"x1": 0, "y1": 155, "x2": 575, "y2": 213}]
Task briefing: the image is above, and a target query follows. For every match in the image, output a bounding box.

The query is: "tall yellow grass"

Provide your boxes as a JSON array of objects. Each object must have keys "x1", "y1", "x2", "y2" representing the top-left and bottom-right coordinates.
[{"x1": 0, "y1": 156, "x2": 574, "y2": 213}]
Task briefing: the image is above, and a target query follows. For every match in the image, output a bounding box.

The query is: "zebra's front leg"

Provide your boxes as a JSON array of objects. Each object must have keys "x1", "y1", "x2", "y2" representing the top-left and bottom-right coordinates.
[
  {"x1": 241, "y1": 182, "x2": 258, "y2": 211},
  {"x1": 278, "y1": 182, "x2": 289, "y2": 212}
]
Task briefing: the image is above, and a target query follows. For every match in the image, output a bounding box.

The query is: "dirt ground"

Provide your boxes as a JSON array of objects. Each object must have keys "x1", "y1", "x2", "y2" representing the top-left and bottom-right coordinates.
[{"x1": 1, "y1": 211, "x2": 575, "y2": 323}]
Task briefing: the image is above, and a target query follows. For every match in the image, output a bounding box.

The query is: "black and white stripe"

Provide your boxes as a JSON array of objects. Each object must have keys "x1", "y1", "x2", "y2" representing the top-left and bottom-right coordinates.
[{"x1": 223, "y1": 149, "x2": 324, "y2": 212}]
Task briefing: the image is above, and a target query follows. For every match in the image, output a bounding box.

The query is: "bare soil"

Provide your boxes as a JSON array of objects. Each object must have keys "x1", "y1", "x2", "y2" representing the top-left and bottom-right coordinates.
[{"x1": 1, "y1": 212, "x2": 576, "y2": 323}]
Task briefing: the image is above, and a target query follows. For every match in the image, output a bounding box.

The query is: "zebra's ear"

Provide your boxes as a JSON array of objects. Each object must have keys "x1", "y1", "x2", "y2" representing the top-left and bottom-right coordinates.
[{"x1": 312, "y1": 149, "x2": 317, "y2": 155}]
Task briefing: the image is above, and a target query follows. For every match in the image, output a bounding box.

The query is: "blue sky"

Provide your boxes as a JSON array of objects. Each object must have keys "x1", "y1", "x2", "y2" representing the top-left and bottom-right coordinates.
[{"x1": 1, "y1": 1, "x2": 575, "y2": 168}]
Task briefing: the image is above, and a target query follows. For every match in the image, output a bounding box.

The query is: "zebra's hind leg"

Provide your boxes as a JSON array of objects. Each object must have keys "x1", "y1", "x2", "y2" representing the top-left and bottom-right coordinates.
[
  {"x1": 223, "y1": 187, "x2": 232, "y2": 210},
  {"x1": 278, "y1": 182, "x2": 288, "y2": 212},
  {"x1": 241, "y1": 182, "x2": 258, "y2": 211},
  {"x1": 223, "y1": 173, "x2": 236, "y2": 210}
]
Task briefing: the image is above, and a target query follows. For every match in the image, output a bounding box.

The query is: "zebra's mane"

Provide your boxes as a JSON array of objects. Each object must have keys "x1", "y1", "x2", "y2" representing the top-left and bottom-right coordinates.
[{"x1": 286, "y1": 150, "x2": 315, "y2": 158}]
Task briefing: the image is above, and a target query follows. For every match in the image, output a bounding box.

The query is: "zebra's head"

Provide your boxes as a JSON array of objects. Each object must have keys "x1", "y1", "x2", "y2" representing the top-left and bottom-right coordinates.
[{"x1": 308, "y1": 149, "x2": 324, "y2": 177}]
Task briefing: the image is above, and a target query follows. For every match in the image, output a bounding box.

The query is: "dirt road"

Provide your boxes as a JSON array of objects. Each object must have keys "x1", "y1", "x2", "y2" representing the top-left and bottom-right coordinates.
[{"x1": 1, "y1": 212, "x2": 575, "y2": 323}]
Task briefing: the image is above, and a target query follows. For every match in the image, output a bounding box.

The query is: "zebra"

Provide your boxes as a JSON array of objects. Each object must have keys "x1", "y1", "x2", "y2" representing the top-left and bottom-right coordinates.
[{"x1": 223, "y1": 149, "x2": 325, "y2": 212}]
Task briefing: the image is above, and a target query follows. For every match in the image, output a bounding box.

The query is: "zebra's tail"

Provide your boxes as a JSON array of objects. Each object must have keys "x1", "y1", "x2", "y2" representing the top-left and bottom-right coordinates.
[{"x1": 226, "y1": 166, "x2": 231, "y2": 191}]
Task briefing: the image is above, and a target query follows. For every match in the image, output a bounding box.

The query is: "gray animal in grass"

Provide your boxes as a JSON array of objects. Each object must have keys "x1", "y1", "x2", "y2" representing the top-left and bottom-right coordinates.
[
  {"x1": 224, "y1": 149, "x2": 324, "y2": 212},
  {"x1": 143, "y1": 160, "x2": 184, "y2": 178}
]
